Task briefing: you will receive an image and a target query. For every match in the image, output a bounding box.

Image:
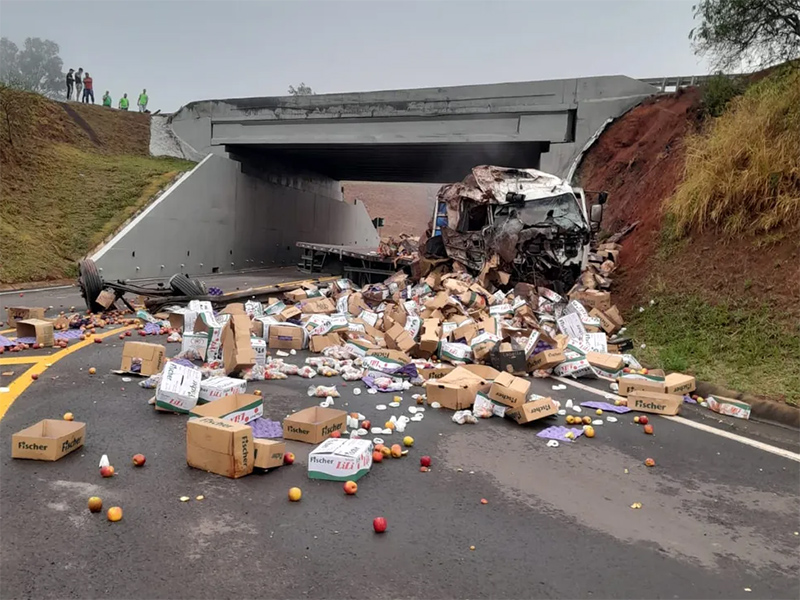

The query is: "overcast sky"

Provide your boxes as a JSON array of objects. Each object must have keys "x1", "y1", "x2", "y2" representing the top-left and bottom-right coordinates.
[{"x1": 1, "y1": 0, "x2": 708, "y2": 112}]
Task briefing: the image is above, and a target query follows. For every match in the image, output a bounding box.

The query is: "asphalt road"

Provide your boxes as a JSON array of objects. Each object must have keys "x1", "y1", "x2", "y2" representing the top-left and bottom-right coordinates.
[{"x1": 1, "y1": 274, "x2": 799, "y2": 599}]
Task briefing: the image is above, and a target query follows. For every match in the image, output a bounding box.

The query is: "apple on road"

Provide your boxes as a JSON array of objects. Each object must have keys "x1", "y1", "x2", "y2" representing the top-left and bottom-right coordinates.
[{"x1": 373, "y1": 517, "x2": 387, "y2": 533}]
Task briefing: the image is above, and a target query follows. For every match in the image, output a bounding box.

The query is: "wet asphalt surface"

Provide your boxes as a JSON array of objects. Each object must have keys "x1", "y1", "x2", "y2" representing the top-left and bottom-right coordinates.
[{"x1": 1, "y1": 274, "x2": 799, "y2": 599}]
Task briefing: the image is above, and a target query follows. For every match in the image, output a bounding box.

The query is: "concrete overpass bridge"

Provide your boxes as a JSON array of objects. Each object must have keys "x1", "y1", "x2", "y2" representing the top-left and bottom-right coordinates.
[{"x1": 94, "y1": 75, "x2": 659, "y2": 279}]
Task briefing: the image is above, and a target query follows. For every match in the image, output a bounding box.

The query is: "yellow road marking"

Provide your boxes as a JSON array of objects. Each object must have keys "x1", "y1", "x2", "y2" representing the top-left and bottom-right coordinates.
[
  {"x1": 0, "y1": 329, "x2": 13, "y2": 335},
  {"x1": 0, "y1": 356, "x2": 47, "y2": 366},
  {"x1": 0, "y1": 325, "x2": 136, "y2": 421}
]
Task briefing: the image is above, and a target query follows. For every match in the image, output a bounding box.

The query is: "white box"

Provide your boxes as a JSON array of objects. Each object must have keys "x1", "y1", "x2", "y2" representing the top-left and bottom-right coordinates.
[
  {"x1": 155, "y1": 362, "x2": 202, "y2": 413},
  {"x1": 250, "y1": 338, "x2": 267, "y2": 365},
  {"x1": 245, "y1": 300, "x2": 264, "y2": 318},
  {"x1": 181, "y1": 332, "x2": 209, "y2": 360},
  {"x1": 198, "y1": 376, "x2": 247, "y2": 404},
  {"x1": 308, "y1": 439, "x2": 373, "y2": 481}
]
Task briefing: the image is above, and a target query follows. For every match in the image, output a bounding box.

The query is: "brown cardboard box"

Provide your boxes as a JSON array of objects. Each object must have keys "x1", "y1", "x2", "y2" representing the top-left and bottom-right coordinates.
[
  {"x1": 222, "y1": 315, "x2": 257, "y2": 374},
  {"x1": 418, "y1": 366, "x2": 455, "y2": 381},
  {"x1": 385, "y1": 323, "x2": 416, "y2": 354},
  {"x1": 458, "y1": 291, "x2": 486, "y2": 310},
  {"x1": 186, "y1": 416, "x2": 254, "y2": 479},
  {"x1": 284, "y1": 289, "x2": 308, "y2": 302},
  {"x1": 12, "y1": 419, "x2": 85, "y2": 461},
  {"x1": 384, "y1": 304, "x2": 407, "y2": 328},
  {"x1": 6, "y1": 306, "x2": 46, "y2": 327},
  {"x1": 365, "y1": 348, "x2": 411, "y2": 364},
  {"x1": 488, "y1": 372, "x2": 531, "y2": 408},
  {"x1": 437, "y1": 366, "x2": 491, "y2": 395},
  {"x1": 347, "y1": 292, "x2": 370, "y2": 316},
  {"x1": 586, "y1": 352, "x2": 625, "y2": 372},
  {"x1": 279, "y1": 306, "x2": 302, "y2": 322},
  {"x1": 96, "y1": 290, "x2": 117, "y2": 310},
  {"x1": 283, "y1": 406, "x2": 347, "y2": 444},
  {"x1": 616, "y1": 377, "x2": 666, "y2": 397},
  {"x1": 418, "y1": 319, "x2": 441, "y2": 355},
  {"x1": 253, "y1": 438, "x2": 285, "y2": 470},
  {"x1": 189, "y1": 393, "x2": 263, "y2": 424},
  {"x1": 300, "y1": 297, "x2": 336, "y2": 314},
  {"x1": 443, "y1": 279, "x2": 469, "y2": 295},
  {"x1": 626, "y1": 390, "x2": 683, "y2": 415},
  {"x1": 505, "y1": 397, "x2": 558, "y2": 424},
  {"x1": 268, "y1": 325, "x2": 304, "y2": 350},
  {"x1": 589, "y1": 308, "x2": 618, "y2": 334},
  {"x1": 664, "y1": 373, "x2": 696, "y2": 395},
  {"x1": 490, "y1": 338, "x2": 527, "y2": 375},
  {"x1": 120, "y1": 342, "x2": 166, "y2": 376},
  {"x1": 452, "y1": 321, "x2": 478, "y2": 344},
  {"x1": 528, "y1": 349, "x2": 566, "y2": 371},
  {"x1": 424, "y1": 374, "x2": 483, "y2": 411},
  {"x1": 15, "y1": 319, "x2": 54, "y2": 347},
  {"x1": 570, "y1": 290, "x2": 612, "y2": 311},
  {"x1": 309, "y1": 333, "x2": 341, "y2": 353},
  {"x1": 463, "y1": 364, "x2": 500, "y2": 381},
  {"x1": 424, "y1": 292, "x2": 449, "y2": 311}
]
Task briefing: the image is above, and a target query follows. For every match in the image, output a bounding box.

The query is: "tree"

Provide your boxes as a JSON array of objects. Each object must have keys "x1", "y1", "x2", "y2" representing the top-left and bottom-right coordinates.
[
  {"x1": 288, "y1": 82, "x2": 314, "y2": 96},
  {"x1": 690, "y1": 0, "x2": 800, "y2": 70},
  {"x1": 0, "y1": 37, "x2": 65, "y2": 98}
]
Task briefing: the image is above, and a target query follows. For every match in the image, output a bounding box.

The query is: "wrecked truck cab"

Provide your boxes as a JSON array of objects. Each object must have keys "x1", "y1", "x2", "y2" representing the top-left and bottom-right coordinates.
[{"x1": 429, "y1": 166, "x2": 604, "y2": 292}]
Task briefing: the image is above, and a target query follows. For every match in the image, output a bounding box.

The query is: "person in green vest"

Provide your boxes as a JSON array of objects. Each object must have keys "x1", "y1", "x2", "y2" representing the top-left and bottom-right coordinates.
[
  {"x1": 119, "y1": 93, "x2": 129, "y2": 111},
  {"x1": 102, "y1": 91, "x2": 112, "y2": 107},
  {"x1": 137, "y1": 89, "x2": 148, "y2": 112}
]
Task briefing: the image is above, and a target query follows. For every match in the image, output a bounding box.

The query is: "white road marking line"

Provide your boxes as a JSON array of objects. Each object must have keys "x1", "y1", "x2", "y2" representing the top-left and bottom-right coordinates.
[{"x1": 550, "y1": 375, "x2": 800, "y2": 463}]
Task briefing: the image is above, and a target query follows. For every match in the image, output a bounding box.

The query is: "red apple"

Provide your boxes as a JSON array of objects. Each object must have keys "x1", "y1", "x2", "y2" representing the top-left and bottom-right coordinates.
[
  {"x1": 125, "y1": 331, "x2": 132, "y2": 337},
  {"x1": 100, "y1": 465, "x2": 115, "y2": 478},
  {"x1": 94, "y1": 337, "x2": 102, "y2": 344},
  {"x1": 343, "y1": 481, "x2": 358, "y2": 495},
  {"x1": 132, "y1": 454, "x2": 146, "y2": 467},
  {"x1": 639, "y1": 416, "x2": 649, "y2": 425},
  {"x1": 283, "y1": 452, "x2": 295, "y2": 465},
  {"x1": 362, "y1": 420, "x2": 371, "y2": 430},
  {"x1": 330, "y1": 430, "x2": 341, "y2": 438},
  {"x1": 420, "y1": 456, "x2": 432, "y2": 468},
  {"x1": 372, "y1": 450, "x2": 383, "y2": 463},
  {"x1": 643, "y1": 424, "x2": 654, "y2": 435},
  {"x1": 31, "y1": 373, "x2": 39, "y2": 381},
  {"x1": 373, "y1": 517, "x2": 387, "y2": 533}
]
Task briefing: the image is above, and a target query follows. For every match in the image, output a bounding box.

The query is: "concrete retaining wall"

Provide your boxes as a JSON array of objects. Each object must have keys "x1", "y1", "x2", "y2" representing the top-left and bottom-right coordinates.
[{"x1": 92, "y1": 154, "x2": 378, "y2": 280}]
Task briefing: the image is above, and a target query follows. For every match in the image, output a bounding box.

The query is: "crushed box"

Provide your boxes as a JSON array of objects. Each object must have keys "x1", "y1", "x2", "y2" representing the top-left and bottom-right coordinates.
[
  {"x1": 222, "y1": 314, "x2": 256, "y2": 375},
  {"x1": 198, "y1": 376, "x2": 247, "y2": 403},
  {"x1": 706, "y1": 395, "x2": 751, "y2": 419},
  {"x1": 120, "y1": 342, "x2": 165, "y2": 376},
  {"x1": 586, "y1": 352, "x2": 625, "y2": 373},
  {"x1": 6, "y1": 306, "x2": 46, "y2": 327},
  {"x1": 190, "y1": 393, "x2": 263, "y2": 424},
  {"x1": 155, "y1": 361, "x2": 202, "y2": 413},
  {"x1": 15, "y1": 319, "x2": 54, "y2": 347},
  {"x1": 664, "y1": 373, "x2": 696, "y2": 395},
  {"x1": 12, "y1": 419, "x2": 85, "y2": 461},
  {"x1": 489, "y1": 338, "x2": 527, "y2": 375},
  {"x1": 186, "y1": 416, "x2": 254, "y2": 479},
  {"x1": 283, "y1": 406, "x2": 347, "y2": 444},
  {"x1": 505, "y1": 396, "x2": 558, "y2": 424},
  {"x1": 253, "y1": 438, "x2": 285, "y2": 470},
  {"x1": 308, "y1": 438, "x2": 373, "y2": 481},
  {"x1": 488, "y1": 372, "x2": 531, "y2": 408}
]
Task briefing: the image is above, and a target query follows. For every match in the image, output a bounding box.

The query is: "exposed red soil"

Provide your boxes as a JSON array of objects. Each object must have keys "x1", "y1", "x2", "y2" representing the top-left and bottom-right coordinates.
[{"x1": 343, "y1": 182, "x2": 438, "y2": 238}]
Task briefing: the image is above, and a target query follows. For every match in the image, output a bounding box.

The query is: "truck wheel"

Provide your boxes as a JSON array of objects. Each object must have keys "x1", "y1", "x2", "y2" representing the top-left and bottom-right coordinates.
[
  {"x1": 168, "y1": 273, "x2": 204, "y2": 298},
  {"x1": 78, "y1": 259, "x2": 105, "y2": 313}
]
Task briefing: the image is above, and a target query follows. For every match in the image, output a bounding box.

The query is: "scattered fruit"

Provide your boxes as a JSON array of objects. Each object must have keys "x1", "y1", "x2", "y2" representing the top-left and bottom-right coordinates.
[
  {"x1": 633, "y1": 416, "x2": 640, "y2": 424},
  {"x1": 88, "y1": 367, "x2": 97, "y2": 375},
  {"x1": 372, "y1": 450, "x2": 384, "y2": 463},
  {"x1": 480, "y1": 498, "x2": 488, "y2": 505},
  {"x1": 254, "y1": 389, "x2": 262, "y2": 396},
  {"x1": 31, "y1": 373, "x2": 39, "y2": 381},
  {"x1": 100, "y1": 465, "x2": 115, "y2": 477},
  {"x1": 373, "y1": 517, "x2": 387, "y2": 533},
  {"x1": 390, "y1": 444, "x2": 402, "y2": 458},
  {"x1": 179, "y1": 496, "x2": 191, "y2": 502},
  {"x1": 582, "y1": 416, "x2": 592, "y2": 424},
  {"x1": 374, "y1": 443, "x2": 385, "y2": 453},
  {"x1": 343, "y1": 481, "x2": 358, "y2": 495},
  {"x1": 643, "y1": 424, "x2": 654, "y2": 435},
  {"x1": 565, "y1": 415, "x2": 575, "y2": 424},
  {"x1": 283, "y1": 452, "x2": 295, "y2": 465},
  {"x1": 403, "y1": 436, "x2": 414, "y2": 447},
  {"x1": 380, "y1": 446, "x2": 392, "y2": 458},
  {"x1": 596, "y1": 409, "x2": 603, "y2": 415},
  {"x1": 196, "y1": 495, "x2": 204, "y2": 501},
  {"x1": 639, "y1": 416, "x2": 649, "y2": 425},
  {"x1": 384, "y1": 421, "x2": 395, "y2": 431},
  {"x1": 361, "y1": 420, "x2": 371, "y2": 430},
  {"x1": 330, "y1": 430, "x2": 342, "y2": 438},
  {"x1": 470, "y1": 545, "x2": 476, "y2": 551},
  {"x1": 288, "y1": 487, "x2": 302, "y2": 502},
  {"x1": 420, "y1": 456, "x2": 432, "y2": 467},
  {"x1": 125, "y1": 331, "x2": 132, "y2": 337},
  {"x1": 94, "y1": 338, "x2": 102, "y2": 344},
  {"x1": 63, "y1": 412, "x2": 74, "y2": 421},
  {"x1": 419, "y1": 466, "x2": 428, "y2": 472},
  {"x1": 565, "y1": 431, "x2": 575, "y2": 440},
  {"x1": 88, "y1": 497, "x2": 103, "y2": 513},
  {"x1": 107, "y1": 506, "x2": 123, "y2": 522},
  {"x1": 584, "y1": 426, "x2": 595, "y2": 438},
  {"x1": 630, "y1": 502, "x2": 642, "y2": 509},
  {"x1": 132, "y1": 454, "x2": 146, "y2": 466},
  {"x1": 644, "y1": 458, "x2": 656, "y2": 467}
]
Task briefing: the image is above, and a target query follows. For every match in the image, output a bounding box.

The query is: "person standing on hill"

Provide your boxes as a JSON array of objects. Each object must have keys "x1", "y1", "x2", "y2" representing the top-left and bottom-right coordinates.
[
  {"x1": 102, "y1": 91, "x2": 112, "y2": 107},
  {"x1": 66, "y1": 69, "x2": 75, "y2": 100},
  {"x1": 82, "y1": 72, "x2": 94, "y2": 103},
  {"x1": 119, "y1": 93, "x2": 129, "y2": 110},
  {"x1": 137, "y1": 89, "x2": 148, "y2": 112},
  {"x1": 74, "y1": 68, "x2": 83, "y2": 100}
]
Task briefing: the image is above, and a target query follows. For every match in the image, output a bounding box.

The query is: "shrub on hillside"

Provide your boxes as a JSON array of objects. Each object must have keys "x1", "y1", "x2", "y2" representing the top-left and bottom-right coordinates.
[
  {"x1": 700, "y1": 73, "x2": 745, "y2": 118},
  {"x1": 667, "y1": 66, "x2": 800, "y2": 235}
]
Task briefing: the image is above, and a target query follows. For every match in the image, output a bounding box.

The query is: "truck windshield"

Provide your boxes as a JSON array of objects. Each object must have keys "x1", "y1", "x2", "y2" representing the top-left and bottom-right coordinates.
[{"x1": 494, "y1": 193, "x2": 585, "y2": 230}]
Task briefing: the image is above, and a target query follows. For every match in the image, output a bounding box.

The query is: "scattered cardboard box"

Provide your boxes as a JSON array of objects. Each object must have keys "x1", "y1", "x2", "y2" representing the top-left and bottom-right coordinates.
[
  {"x1": 253, "y1": 438, "x2": 285, "y2": 470},
  {"x1": 616, "y1": 377, "x2": 666, "y2": 397},
  {"x1": 308, "y1": 438, "x2": 373, "y2": 481},
  {"x1": 155, "y1": 361, "x2": 202, "y2": 413},
  {"x1": 300, "y1": 297, "x2": 336, "y2": 314},
  {"x1": 251, "y1": 338, "x2": 267, "y2": 365},
  {"x1": 419, "y1": 319, "x2": 441, "y2": 356},
  {"x1": 417, "y1": 366, "x2": 455, "y2": 381},
  {"x1": 488, "y1": 372, "x2": 531, "y2": 408},
  {"x1": 283, "y1": 406, "x2": 347, "y2": 444},
  {"x1": 186, "y1": 416, "x2": 254, "y2": 479},
  {"x1": 268, "y1": 325, "x2": 304, "y2": 350},
  {"x1": 120, "y1": 342, "x2": 166, "y2": 376},
  {"x1": 222, "y1": 315, "x2": 256, "y2": 375},
  {"x1": 6, "y1": 307, "x2": 46, "y2": 327},
  {"x1": 528, "y1": 349, "x2": 565, "y2": 371},
  {"x1": 12, "y1": 419, "x2": 85, "y2": 461},
  {"x1": 190, "y1": 393, "x2": 263, "y2": 424},
  {"x1": 489, "y1": 338, "x2": 527, "y2": 375},
  {"x1": 385, "y1": 323, "x2": 416, "y2": 354},
  {"x1": 424, "y1": 367, "x2": 486, "y2": 410},
  {"x1": 15, "y1": 319, "x2": 54, "y2": 347},
  {"x1": 505, "y1": 396, "x2": 558, "y2": 424},
  {"x1": 626, "y1": 390, "x2": 683, "y2": 415},
  {"x1": 309, "y1": 333, "x2": 341, "y2": 353},
  {"x1": 706, "y1": 395, "x2": 751, "y2": 420},
  {"x1": 198, "y1": 376, "x2": 247, "y2": 404},
  {"x1": 279, "y1": 305, "x2": 302, "y2": 322},
  {"x1": 586, "y1": 352, "x2": 625, "y2": 373},
  {"x1": 664, "y1": 373, "x2": 696, "y2": 395},
  {"x1": 284, "y1": 289, "x2": 308, "y2": 302},
  {"x1": 95, "y1": 290, "x2": 117, "y2": 310}
]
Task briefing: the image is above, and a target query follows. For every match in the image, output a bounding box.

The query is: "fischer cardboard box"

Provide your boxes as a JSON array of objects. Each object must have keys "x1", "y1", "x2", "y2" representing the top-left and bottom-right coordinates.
[
  {"x1": 283, "y1": 406, "x2": 347, "y2": 444},
  {"x1": 385, "y1": 323, "x2": 416, "y2": 354},
  {"x1": 626, "y1": 390, "x2": 683, "y2": 415},
  {"x1": 279, "y1": 305, "x2": 302, "y2": 322},
  {"x1": 6, "y1": 306, "x2": 46, "y2": 327},
  {"x1": 268, "y1": 324, "x2": 304, "y2": 350},
  {"x1": 181, "y1": 332, "x2": 209, "y2": 360},
  {"x1": 198, "y1": 376, "x2": 247, "y2": 404},
  {"x1": 590, "y1": 308, "x2": 623, "y2": 334},
  {"x1": 194, "y1": 312, "x2": 225, "y2": 362},
  {"x1": 424, "y1": 367, "x2": 486, "y2": 410},
  {"x1": 155, "y1": 361, "x2": 202, "y2": 413},
  {"x1": 362, "y1": 348, "x2": 411, "y2": 373},
  {"x1": 417, "y1": 366, "x2": 455, "y2": 381},
  {"x1": 505, "y1": 396, "x2": 558, "y2": 424},
  {"x1": 12, "y1": 419, "x2": 85, "y2": 461},
  {"x1": 15, "y1": 319, "x2": 54, "y2": 347},
  {"x1": 251, "y1": 338, "x2": 267, "y2": 365},
  {"x1": 284, "y1": 288, "x2": 308, "y2": 303},
  {"x1": 418, "y1": 319, "x2": 441, "y2": 356},
  {"x1": 451, "y1": 320, "x2": 478, "y2": 344},
  {"x1": 168, "y1": 308, "x2": 197, "y2": 332},
  {"x1": 190, "y1": 393, "x2": 263, "y2": 424},
  {"x1": 308, "y1": 438, "x2": 373, "y2": 481},
  {"x1": 570, "y1": 290, "x2": 612, "y2": 311},
  {"x1": 300, "y1": 297, "x2": 336, "y2": 315},
  {"x1": 664, "y1": 373, "x2": 696, "y2": 395},
  {"x1": 309, "y1": 333, "x2": 341, "y2": 353},
  {"x1": 706, "y1": 395, "x2": 751, "y2": 420},
  {"x1": 463, "y1": 364, "x2": 500, "y2": 381},
  {"x1": 120, "y1": 342, "x2": 165, "y2": 376},
  {"x1": 253, "y1": 438, "x2": 285, "y2": 470},
  {"x1": 222, "y1": 315, "x2": 256, "y2": 375},
  {"x1": 186, "y1": 416, "x2": 254, "y2": 479},
  {"x1": 616, "y1": 377, "x2": 666, "y2": 397},
  {"x1": 586, "y1": 352, "x2": 625, "y2": 373},
  {"x1": 488, "y1": 372, "x2": 531, "y2": 408},
  {"x1": 489, "y1": 338, "x2": 527, "y2": 375},
  {"x1": 528, "y1": 349, "x2": 565, "y2": 371}
]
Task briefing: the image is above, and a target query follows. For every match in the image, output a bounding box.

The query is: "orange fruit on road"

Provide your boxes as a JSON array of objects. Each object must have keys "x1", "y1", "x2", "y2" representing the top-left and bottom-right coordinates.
[
  {"x1": 288, "y1": 487, "x2": 302, "y2": 502},
  {"x1": 107, "y1": 506, "x2": 123, "y2": 522},
  {"x1": 88, "y1": 497, "x2": 103, "y2": 513}
]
